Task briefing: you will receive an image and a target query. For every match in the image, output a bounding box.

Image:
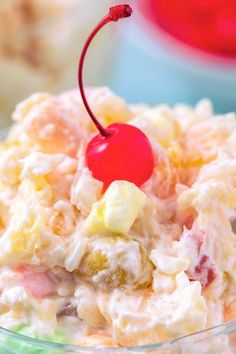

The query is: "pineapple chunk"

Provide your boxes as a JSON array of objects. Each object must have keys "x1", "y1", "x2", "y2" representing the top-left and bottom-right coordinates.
[
  {"x1": 144, "y1": 106, "x2": 179, "y2": 147},
  {"x1": 87, "y1": 181, "x2": 147, "y2": 235}
]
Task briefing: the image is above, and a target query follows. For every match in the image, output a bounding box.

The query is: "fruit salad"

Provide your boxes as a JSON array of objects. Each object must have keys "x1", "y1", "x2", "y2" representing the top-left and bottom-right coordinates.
[{"x1": 0, "y1": 87, "x2": 235, "y2": 350}]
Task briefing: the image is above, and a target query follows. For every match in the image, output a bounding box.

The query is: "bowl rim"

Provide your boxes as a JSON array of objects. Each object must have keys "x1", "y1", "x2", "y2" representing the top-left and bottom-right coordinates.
[{"x1": 0, "y1": 318, "x2": 236, "y2": 351}]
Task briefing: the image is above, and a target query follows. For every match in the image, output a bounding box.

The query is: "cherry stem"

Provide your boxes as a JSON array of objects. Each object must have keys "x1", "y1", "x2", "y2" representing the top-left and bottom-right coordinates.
[{"x1": 78, "y1": 5, "x2": 133, "y2": 138}]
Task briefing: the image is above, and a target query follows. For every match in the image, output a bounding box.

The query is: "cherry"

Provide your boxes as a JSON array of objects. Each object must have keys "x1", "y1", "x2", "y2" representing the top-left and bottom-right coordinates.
[
  {"x1": 78, "y1": 5, "x2": 154, "y2": 189},
  {"x1": 86, "y1": 123, "x2": 154, "y2": 190}
]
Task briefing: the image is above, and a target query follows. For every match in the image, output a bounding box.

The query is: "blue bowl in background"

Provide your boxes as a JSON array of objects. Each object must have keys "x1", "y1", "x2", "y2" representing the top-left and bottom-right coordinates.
[{"x1": 111, "y1": 1, "x2": 236, "y2": 113}]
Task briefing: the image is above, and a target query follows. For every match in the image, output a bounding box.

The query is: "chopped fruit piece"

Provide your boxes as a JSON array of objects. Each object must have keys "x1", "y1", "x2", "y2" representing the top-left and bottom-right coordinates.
[
  {"x1": 16, "y1": 266, "x2": 58, "y2": 298},
  {"x1": 78, "y1": 236, "x2": 153, "y2": 290},
  {"x1": 87, "y1": 180, "x2": 147, "y2": 235},
  {"x1": 189, "y1": 255, "x2": 217, "y2": 289}
]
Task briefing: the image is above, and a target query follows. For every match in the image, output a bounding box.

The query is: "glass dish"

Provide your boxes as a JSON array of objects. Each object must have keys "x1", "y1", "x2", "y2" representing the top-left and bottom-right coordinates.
[
  {"x1": 0, "y1": 126, "x2": 236, "y2": 353},
  {"x1": 0, "y1": 318, "x2": 235, "y2": 354},
  {"x1": 0, "y1": 0, "x2": 114, "y2": 129}
]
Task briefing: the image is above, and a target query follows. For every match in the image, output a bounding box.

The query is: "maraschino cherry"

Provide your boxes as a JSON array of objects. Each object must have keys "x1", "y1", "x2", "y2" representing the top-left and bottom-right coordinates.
[{"x1": 78, "y1": 5, "x2": 154, "y2": 190}]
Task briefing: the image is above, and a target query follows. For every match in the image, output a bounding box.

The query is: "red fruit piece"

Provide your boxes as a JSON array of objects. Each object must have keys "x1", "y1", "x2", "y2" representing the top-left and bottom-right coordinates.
[
  {"x1": 189, "y1": 254, "x2": 216, "y2": 289},
  {"x1": 16, "y1": 265, "x2": 58, "y2": 298},
  {"x1": 21, "y1": 272, "x2": 57, "y2": 298},
  {"x1": 184, "y1": 230, "x2": 217, "y2": 288},
  {"x1": 86, "y1": 123, "x2": 154, "y2": 190}
]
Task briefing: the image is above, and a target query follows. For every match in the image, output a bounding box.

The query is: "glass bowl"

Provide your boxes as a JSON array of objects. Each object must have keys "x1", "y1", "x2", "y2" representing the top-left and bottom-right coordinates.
[
  {"x1": 0, "y1": 0, "x2": 115, "y2": 129},
  {"x1": 0, "y1": 119, "x2": 236, "y2": 354},
  {"x1": 0, "y1": 125, "x2": 236, "y2": 353},
  {"x1": 0, "y1": 318, "x2": 235, "y2": 354}
]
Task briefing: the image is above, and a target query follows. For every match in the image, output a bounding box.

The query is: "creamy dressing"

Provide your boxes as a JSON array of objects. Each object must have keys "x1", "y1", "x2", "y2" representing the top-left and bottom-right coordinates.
[{"x1": 0, "y1": 88, "x2": 235, "y2": 350}]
